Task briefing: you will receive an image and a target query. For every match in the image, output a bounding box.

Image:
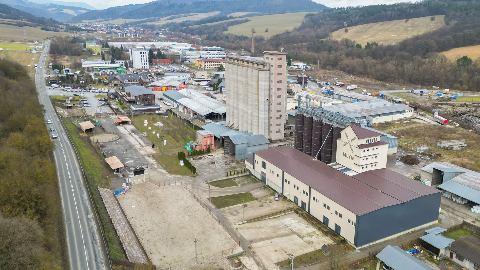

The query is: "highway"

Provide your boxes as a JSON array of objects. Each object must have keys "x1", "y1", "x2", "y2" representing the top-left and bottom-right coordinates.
[{"x1": 35, "y1": 41, "x2": 106, "y2": 270}]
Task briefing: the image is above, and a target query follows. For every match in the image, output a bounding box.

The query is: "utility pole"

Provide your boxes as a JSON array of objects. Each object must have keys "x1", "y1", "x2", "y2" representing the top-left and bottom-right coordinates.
[
  {"x1": 251, "y1": 28, "x2": 256, "y2": 55},
  {"x1": 288, "y1": 253, "x2": 295, "y2": 270},
  {"x1": 194, "y1": 238, "x2": 198, "y2": 263}
]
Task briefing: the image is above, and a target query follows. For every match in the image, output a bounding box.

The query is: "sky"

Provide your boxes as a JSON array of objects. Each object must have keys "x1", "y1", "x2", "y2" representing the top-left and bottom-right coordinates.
[{"x1": 57, "y1": 0, "x2": 418, "y2": 10}]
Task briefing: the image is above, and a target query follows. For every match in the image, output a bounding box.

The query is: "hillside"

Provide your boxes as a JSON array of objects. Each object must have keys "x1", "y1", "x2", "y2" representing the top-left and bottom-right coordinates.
[
  {"x1": 442, "y1": 45, "x2": 480, "y2": 61},
  {"x1": 330, "y1": 15, "x2": 445, "y2": 46},
  {"x1": 0, "y1": 0, "x2": 90, "y2": 22},
  {"x1": 0, "y1": 3, "x2": 56, "y2": 26},
  {"x1": 226, "y1": 12, "x2": 312, "y2": 39},
  {"x1": 72, "y1": 0, "x2": 326, "y2": 22}
]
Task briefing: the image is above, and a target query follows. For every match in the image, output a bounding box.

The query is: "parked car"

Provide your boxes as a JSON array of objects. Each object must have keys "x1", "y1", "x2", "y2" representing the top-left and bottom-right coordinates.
[
  {"x1": 51, "y1": 133, "x2": 58, "y2": 139},
  {"x1": 46, "y1": 119, "x2": 52, "y2": 124}
]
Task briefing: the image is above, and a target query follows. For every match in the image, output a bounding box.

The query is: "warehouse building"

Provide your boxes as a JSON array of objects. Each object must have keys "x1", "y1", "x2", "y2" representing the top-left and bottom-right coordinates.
[
  {"x1": 163, "y1": 89, "x2": 226, "y2": 121},
  {"x1": 421, "y1": 162, "x2": 480, "y2": 207},
  {"x1": 247, "y1": 146, "x2": 441, "y2": 247}
]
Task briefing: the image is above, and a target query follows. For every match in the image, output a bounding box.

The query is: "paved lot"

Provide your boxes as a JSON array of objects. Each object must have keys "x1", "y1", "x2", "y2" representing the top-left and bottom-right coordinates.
[
  {"x1": 47, "y1": 87, "x2": 113, "y2": 115},
  {"x1": 118, "y1": 182, "x2": 239, "y2": 269}
]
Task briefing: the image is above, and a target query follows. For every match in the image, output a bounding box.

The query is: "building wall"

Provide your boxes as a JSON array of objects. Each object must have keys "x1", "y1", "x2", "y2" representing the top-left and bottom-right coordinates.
[
  {"x1": 355, "y1": 193, "x2": 441, "y2": 247},
  {"x1": 252, "y1": 154, "x2": 357, "y2": 244},
  {"x1": 450, "y1": 252, "x2": 476, "y2": 270},
  {"x1": 370, "y1": 110, "x2": 414, "y2": 124},
  {"x1": 130, "y1": 49, "x2": 149, "y2": 69},
  {"x1": 335, "y1": 127, "x2": 388, "y2": 173},
  {"x1": 264, "y1": 52, "x2": 287, "y2": 141}
]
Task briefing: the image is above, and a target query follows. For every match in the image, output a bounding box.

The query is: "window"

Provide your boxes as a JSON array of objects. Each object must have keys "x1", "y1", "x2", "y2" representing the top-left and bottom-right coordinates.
[
  {"x1": 327, "y1": 205, "x2": 330, "y2": 210},
  {"x1": 285, "y1": 179, "x2": 287, "y2": 183},
  {"x1": 339, "y1": 213, "x2": 342, "y2": 218},
  {"x1": 323, "y1": 203, "x2": 326, "y2": 208},
  {"x1": 262, "y1": 161, "x2": 266, "y2": 169}
]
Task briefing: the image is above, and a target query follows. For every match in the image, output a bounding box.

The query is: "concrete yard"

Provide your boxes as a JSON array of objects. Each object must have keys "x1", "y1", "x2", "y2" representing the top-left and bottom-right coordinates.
[
  {"x1": 236, "y1": 212, "x2": 334, "y2": 269},
  {"x1": 118, "y1": 182, "x2": 239, "y2": 269}
]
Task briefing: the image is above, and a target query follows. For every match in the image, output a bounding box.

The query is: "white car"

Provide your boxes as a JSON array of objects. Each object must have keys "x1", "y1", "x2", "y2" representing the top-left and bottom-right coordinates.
[
  {"x1": 46, "y1": 119, "x2": 53, "y2": 124},
  {"x1": 51, "y1": 133, "x2": 58, "y2": 139}
]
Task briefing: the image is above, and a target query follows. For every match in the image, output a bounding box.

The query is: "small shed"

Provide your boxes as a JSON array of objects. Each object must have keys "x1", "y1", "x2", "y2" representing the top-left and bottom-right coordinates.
[
  {"x1": 420, "y1": 227, "x2": 453, "y2": 257},
  {"x1": 376, "y1": 245, "x2": 433, "y2": 270},
  {"x1": 79, "y1": 121, "x2": 95, "y2": 132},
  {"x1": 114, "y1": 115, "x2": 132, "y2": 125},
  {"x1": 105, "y1": 156, "x2": 124, "y2": 172}
]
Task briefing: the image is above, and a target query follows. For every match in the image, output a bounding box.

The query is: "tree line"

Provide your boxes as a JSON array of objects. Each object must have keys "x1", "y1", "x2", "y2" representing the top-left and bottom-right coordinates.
[
  {"x1": 0, "y1": 60, "x2": 64, "y2": 269},
  {"x1": 194, "y1": 0, "x2": 480, "y2": 91}
]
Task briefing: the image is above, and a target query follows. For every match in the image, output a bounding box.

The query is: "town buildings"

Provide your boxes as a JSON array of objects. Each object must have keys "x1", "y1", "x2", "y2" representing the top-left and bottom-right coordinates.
[
  {"x1": 130, "y1": 48, "x2": 149, "y2": 69},
  {"x1": 225, "y1": 51, "x2": 287, "y2": 141},
  {"x1": 200, "y1": 46, "x2": 226, "y2": 59}
]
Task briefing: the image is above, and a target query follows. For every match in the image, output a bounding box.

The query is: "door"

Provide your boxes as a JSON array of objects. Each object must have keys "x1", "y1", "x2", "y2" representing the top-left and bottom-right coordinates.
[
  {"x1": 323, "y1": 216, "x2": 329, "y2": 226},
  {"x1": 301, "y1": 201, "x2": 307, "y2": 210},
  {"x1": 260, "y1": 172, "x2": 266, "y2": 183},
  {"x1": 335, "y1": 224, "x2": 341, "y2": 235},
  {"x1": 294, "y1": 196, "x2": 298, "y2": 205}
]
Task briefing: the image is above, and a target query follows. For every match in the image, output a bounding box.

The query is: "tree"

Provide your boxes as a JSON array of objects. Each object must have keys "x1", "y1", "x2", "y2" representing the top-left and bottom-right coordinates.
[
  {"x1": 217, "y1": 64, "x2": 225, "y2": 71},
  {"x1": 457, "y1": 56, "x2": 473, "y2": 68}
]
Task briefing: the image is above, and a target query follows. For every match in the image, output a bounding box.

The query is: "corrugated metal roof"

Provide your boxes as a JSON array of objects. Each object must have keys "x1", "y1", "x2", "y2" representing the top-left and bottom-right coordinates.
[
  {"x1": 350, "y1": 125, "x2": 382, "y2": 139},
  {"x1": 421, "y1": 162, "x2": 467, "y2": 174},
  {"x1": 325, "y1": 100, "x2": 411, "y2": 118},
  {"x1": 420, "y1": 233, "x2": 454, "y2": 249},
  {"x1": 450, "y1": 236, "x2": 480, "y2": 266},
  {"x1": 163, "y1": 90, "x2": 186, "y2": 101},
  {"x1": 203, "y1": 123, "x2": 269, "y2": 146},
  {"x1": 179, "y1": 89, "x2": 226, "y2": 114},
  {"x1": 438, "y1": 180, "x2": 480, "y2": 204},
  {"x1": 376, "y1": 245, "x2": 433, "y2": 270},
  {"x1": 425, "y1": 227, "x2": 447, "y2": 235},
  {"x1": 125, "y1": 85, "x2": 153, "y2": 96},
  {"x1": 256, "y1": 147, "x2": 439, "y2": 215}
]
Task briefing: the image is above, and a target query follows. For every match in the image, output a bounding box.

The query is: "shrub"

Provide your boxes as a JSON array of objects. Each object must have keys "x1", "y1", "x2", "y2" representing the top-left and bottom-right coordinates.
[{"x1": 400, "y1": 155, "x2": 420, "y2": 165}]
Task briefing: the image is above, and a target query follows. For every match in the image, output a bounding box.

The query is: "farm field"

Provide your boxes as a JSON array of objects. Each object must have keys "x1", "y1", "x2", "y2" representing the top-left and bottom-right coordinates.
[
  {"x1": 146, "y1": 11, "x2": 220, "y2": 26},
  {"x1": 0, "y1": 24, "x2": 68, "y2": 42},
  {"x1": 0, "y1": 50, "x2": 40, "y2": 77},
  {"x1": 0, "y1": 41, "x2": 32, "y2": 50},
  {"x1": 226, "y1": 12, "x2": 310, "y2": 38},
  {"x1": 442, "y1": 45, "x2": 480, "y2": 61},
  {"x1": 331, "y1": 15, "x2": 445, "y2": 46}
]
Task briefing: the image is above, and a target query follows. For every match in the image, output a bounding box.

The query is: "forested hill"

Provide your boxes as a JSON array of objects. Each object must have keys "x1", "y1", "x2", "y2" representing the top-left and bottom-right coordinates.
[
  {"x1": 72, "y1": 0, "x2": 326, "y2": 22},
  {"x1": 0, "y1": 60, "x2": 63, "y2": 269},
  {"x1": 0, "y1": 3, "x2": 58, "y2": 27},
  {"x1": 261, "y1": 0, "x2": 480, "y2": 91}
]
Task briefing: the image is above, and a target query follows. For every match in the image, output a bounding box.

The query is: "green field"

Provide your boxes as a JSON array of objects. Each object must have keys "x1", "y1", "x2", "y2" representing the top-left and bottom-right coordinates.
[
  {"x1": 444, "y1": 228, "x2": 476, "y2": 240},
  {"x1": 455, "y1": 96, "x2": 480, "y2": 102},
  {"x1": 331, "y1": 15, "x2": 445, "y2": 46},
  {"x1": 0, "y1": 42, "x2": 31, "y2": 50},
  {"x1": 209, "y1": 178, "x2": 239, "y2": 188},
  {"x1": 0, "y1": 23, "x2": 68, "y2": 42},
  {"x1": 226, "y1": 12, "x2": 310, "y2": 38},
  {"x1": 210, "y1": 192, "x2": 255, "y2": 209},
  {"x1": 132, "y1": 113, "x2": 197, "y2": 176}
]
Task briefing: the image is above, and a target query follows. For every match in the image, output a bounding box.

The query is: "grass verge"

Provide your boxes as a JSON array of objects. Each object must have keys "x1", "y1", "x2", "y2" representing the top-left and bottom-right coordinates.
[
  {"x1": 63, "y1": 118, "x2": 127, "y2": 262},
  {"x1": 444, "y1": 228, "x2": 475, "y2": 240},
  {"x1": 210, "y1": 192, "x2": 255, "y2": 209},
  {"x1": 276, "y1": 249, "x2": 327, "y2": 268},
  {"x1": 209, "y1": 179, "x2": 238, "y2": 188}
]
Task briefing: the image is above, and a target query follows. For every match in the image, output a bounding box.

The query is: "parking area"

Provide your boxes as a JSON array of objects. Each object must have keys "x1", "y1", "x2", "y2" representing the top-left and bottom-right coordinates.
[
  {"x1": 118, "y1": 182, "x2": 239, "y2": 269},
  {"x1": 47, "y1": 86, "x2": 113, "y2": 115}
]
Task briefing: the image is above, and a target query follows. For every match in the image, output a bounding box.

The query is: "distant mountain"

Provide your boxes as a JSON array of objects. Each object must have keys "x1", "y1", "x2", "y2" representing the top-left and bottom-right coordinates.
[
  {"x1": 0, "y1": 0, "x2": 90, "y2": 22},
  {"x1": 30, "y1": 0, "x2": 96, "y2": 10},
  {"x1": 72, "y1": 0, "x2": 327, "y2": 22},
  {"x1": 0, "y1": 3, "x2": 58, "y2": 27}
]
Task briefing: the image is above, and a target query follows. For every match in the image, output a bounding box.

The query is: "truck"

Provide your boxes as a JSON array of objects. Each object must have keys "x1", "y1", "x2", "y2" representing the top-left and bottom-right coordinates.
[
  {"x1": 346, "y1": 84, "x2": 358, "y2": 91},
  {"x1": 434, "y1": 114, "x2": 449, "y2": 125}
]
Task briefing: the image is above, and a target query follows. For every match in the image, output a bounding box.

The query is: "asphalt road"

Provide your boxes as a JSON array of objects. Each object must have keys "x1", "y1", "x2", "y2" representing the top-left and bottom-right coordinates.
[{"x1": 35, "y1": 41, "x2": 106, "y2": 270}]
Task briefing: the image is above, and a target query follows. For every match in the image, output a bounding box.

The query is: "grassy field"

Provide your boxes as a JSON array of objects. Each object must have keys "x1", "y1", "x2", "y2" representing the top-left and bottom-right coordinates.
[
  {"x1": 444, "y1": 228, "x2": 476, "y2": 240},
  {"x1": 277, "y1": 249, "x2": 328, "y2": 268},
  {"x1": 331, "y1": 15, "x2": 445, "y2": 46},
  {"x1": 455, "y1": 96, "x2": 480, "y2": 102},
  {"x1": 226, "y1": 12, "x2": 310, "y2": 38},
  {"x1": 63, "y1": 119, "x2": 127, "y2": 261},
  {"x1": 0, "y1": 50, "x2": 40, "y2": 77},
  {"x1": 132, "y1": 113, "x2": 197, "y2": 176},
  {"x1": 209, "y1": 179, "x2": 239, "y2": 188},
  {"x1": 0, "y1": 23, "x2": 68, "y2": 42},
  {"x1": 146, "y1": 11, "x2": 220, "y2": 26},
  {"x1": 0, "y1": 41, "x2": 32, "y2": 50},
  {"x1": 210, "y1": 192, "x2": 255, "y2": 209},
  {"x1": 442, "y1": 45, "x2": 480, "y2": 61},
  {"x1": 375, "y1": 120, "x2": 480, "y2": 171}
]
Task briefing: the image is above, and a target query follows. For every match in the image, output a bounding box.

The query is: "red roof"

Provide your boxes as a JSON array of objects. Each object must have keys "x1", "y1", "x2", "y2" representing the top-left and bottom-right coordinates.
[
  {"x1": 255, "y1": 147, "x2": 440, "y2": 216},
  {"x1": 350, "y1": 125, "x2": 382, "y2": 139}
]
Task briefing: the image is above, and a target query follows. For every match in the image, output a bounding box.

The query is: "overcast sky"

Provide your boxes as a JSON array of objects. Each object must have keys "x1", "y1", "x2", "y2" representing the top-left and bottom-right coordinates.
[{"x1": 59, "y1": 0, "x2": 418, "y2": 10}]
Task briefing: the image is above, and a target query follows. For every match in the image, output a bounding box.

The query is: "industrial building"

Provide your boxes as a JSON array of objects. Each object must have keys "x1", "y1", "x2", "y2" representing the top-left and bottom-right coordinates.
[
  {"x1": 163, "y1": 89, "x2": 226, "y2": 121},
  {"x1": 421, "y1": 162, "x2": 480, "y2": 207},
  {"x1": 203, "y1": 122, "x2": 269, "y2": 160},
  {"x1": 130, "y1": 48, "x2": 149, "y2": 69},
  {"x1": 200, "y1": 46, "x2": 226, "y2": 59},
  {"x1": 246, "y1": 146, "x2": 441, "y2": 247},
  {"x1": 225, "y1": 51, "x2": 287, "y2": 141},
  {"x1": 294, "y1": 96, "x2": 405, "y2": 164}
]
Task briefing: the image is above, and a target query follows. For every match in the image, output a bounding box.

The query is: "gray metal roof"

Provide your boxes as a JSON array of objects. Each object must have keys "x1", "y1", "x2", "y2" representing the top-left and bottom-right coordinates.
[
  {"x1": 438, "y1": 180, "x2": 480, "y2": 204},
  {"x1": 202, "y1": 122, "x2": 269, "y2": 146},
  {"x1": 425, "y1": 227, "x2": 447, "y2": 235},
  {"x1": 324, "y1": 100, "x2": 412, "y2": 119},
  {"x1": 125, "y1": 85, "x2": 153, "y2": 96},
  {"x1": 420, "y1": 233, "x2": 454, "y2": 249},
  {"x1": 421, "y1": 162, "x2": 467, "y2": 174},
  {"x1": 376, "y1": 245, "x2": 433, "y2": 270},
  {"x1": 163, "y1": 90, "x2": 186, "y2": 101}
]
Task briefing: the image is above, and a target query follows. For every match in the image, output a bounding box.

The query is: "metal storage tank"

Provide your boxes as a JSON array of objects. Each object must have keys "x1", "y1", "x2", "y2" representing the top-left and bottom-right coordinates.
[
  {"x1": 331, "y1": 126, "x2": 342, "y2": 163},
  {"x1": 311, "y1": 119, "x2": 323, "y2": 159},
  {"x1": 294, "y1": 114, "x2": 304, "y2": 151},
  {"x1": 320, "y1": 123, "x2": 333, "y2": 163},
  {"x1": 303, "y1": 116, "x2": 313, "y2": 155}
]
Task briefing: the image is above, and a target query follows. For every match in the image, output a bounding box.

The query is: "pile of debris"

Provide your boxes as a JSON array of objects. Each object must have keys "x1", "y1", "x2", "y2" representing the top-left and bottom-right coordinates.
[{"x1": 437, "y1": 140, "x2": 467, "y2": 150}]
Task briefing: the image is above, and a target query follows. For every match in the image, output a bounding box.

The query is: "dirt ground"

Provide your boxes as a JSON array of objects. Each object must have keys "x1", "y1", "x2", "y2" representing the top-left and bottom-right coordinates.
[{"x1": 118, "y1": 182, "x2": 239, "y2": 269}]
